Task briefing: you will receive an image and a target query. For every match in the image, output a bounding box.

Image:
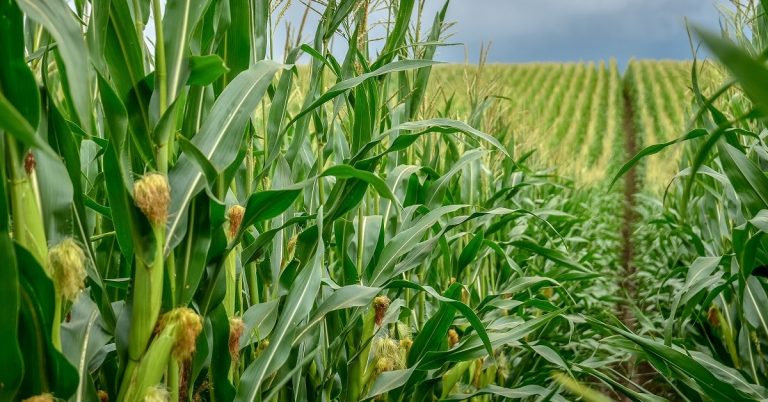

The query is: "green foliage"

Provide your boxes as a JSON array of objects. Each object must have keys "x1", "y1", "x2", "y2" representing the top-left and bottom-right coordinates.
[
  {"x1": 0, "y1": 1, "x2": 625, "y2": 401},
  {"x1": 5, "y1": 1, "x2": 767, "y2": 401},
  {"x1": 612, "y1": 3, "x2": 768, "y2": 400}
]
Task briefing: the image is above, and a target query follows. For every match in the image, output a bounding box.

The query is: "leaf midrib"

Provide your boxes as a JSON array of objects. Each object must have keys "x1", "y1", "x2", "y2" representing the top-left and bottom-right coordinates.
[{"x1": 166, "y1": 73, "x2": 263, "y2": 253}]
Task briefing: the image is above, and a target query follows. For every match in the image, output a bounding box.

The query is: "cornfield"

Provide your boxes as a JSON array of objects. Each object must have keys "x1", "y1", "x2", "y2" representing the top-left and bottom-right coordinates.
[
  {"x1": 2, "y1": 0, "x2": 768, "y2": 402},
  {"x1": 428, "y1": 61, "x2": 625, "y2": 184}
]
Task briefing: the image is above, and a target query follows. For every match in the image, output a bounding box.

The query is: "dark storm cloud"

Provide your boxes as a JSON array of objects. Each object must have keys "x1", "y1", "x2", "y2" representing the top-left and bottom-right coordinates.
[{"x1": 420, "y1": 0, "x2": 723, "y2": 65}]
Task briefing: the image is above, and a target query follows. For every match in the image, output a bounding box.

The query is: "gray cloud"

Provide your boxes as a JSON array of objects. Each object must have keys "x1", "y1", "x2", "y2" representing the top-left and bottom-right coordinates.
[
  {"x1": 419, "y1": 0, "x2": 723, "y2": 66},
  {"x1": 146, "y1": 0, "x2": 725, "y2": 66},
  {"x1": 261, "y1": 0, "x2": 726, "y2": 67}
]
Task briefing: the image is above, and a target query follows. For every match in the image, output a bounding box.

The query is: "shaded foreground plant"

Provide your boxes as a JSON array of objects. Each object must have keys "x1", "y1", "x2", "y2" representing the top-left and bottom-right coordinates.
[
  {"x1": 606, "y1": 1, "x2": 768, "y2": 400},
  {"x1": 0, "y1": 0, "x2": 633, "y2": 401}
]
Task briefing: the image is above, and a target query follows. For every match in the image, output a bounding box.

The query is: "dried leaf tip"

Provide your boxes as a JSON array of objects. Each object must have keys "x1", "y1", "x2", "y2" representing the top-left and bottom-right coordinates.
[
  {"x1": 24, "y1": 150, "x2": 36, "y2": 175},
  {"x1": 227, "y1": 205, "x2": 245, "y2": 239},
  {"x1": 229, "y1": 317, "x2": 245, "y2": 363},
  {"x1": 707, "y1": 305, "x2": 721, "y2": 328},
  {"x1": 373, "y1": 296, "x2": 390, "y2": 326},
  {"x1": 134, "y1": 173, "x2": 170, "y2": 225},
  {"x1": 448, "y1": 328, "x2": 460, "y2": 348}
]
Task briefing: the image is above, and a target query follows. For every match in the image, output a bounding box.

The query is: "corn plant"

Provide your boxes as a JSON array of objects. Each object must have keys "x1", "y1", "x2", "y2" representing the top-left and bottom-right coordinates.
[
  {"x1": 0, "y1": 0, "x2": 631, "y2": 401},
  {"x1": 607, "y1": 2, "x2": 768, "y2": 400},
  {"x1": 12, "y1": 0, "x2": 764, "y2": 400},
  {"x1": 427, "y1": 60, "x2": 630, "y2": 185}
]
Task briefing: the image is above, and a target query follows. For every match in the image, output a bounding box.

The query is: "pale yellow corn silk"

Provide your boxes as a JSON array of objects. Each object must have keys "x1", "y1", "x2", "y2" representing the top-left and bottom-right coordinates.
[
  {"x1": 133, "y1": 173, "x2": 170, "y2": 226},
  {"x1": 49, "y1": 238, "x2": 86, "y2": 301}
]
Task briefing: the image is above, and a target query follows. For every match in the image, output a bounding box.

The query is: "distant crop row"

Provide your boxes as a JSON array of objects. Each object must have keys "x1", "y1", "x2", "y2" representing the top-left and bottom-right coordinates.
[
  {"x1": 626, "y1": 61, "x2": 690, "y2": 188},
  {"x1": 429, "y1": 60, "x2": 723, "y2": 189},
  {"x1": 428, "y1": 62, "x2": 625, "y2": 184},
  {"x1": 628, "y1": 60, "x2": 726, "y2": 189}
]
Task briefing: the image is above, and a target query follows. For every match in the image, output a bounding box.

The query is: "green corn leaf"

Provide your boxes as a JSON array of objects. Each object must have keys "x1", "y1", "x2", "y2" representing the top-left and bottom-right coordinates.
[
  {"x1": 293, "y1": 284, "x2": 383, "y2": 345},
  {"x1": 60, "y1": 296, "x2": 111, "y2": 402},
  {"x1": 426, "y1": 149, "x2": 488, "y2": 208},
  {"x1": 235, "y1": 228, "x2": 324, "y2": 401},
  {"x1": 239, "y1": 300, "x2": 279, "y2": 349},
  {"x1": 457, "y1": 229, "x2": 485, "y2": 274},
  {"x1": 16, "y1": 243, "x2": 78, "y2": 399},
  {"x1": 307, "y1": 285, "x2": 382, "y2": 325},
  {"x1": 16, "y1": 0, "x2": 93, "y2": 131},
  {"x1": 610, "y1": 128, "x2": 707, "y2": 189},
  {"x1": 187, "y1": 54, "x2": 229, "y2": 86},
  {"x1": 372, "y1": 0, "x2": 414, "y2": 69},
  {"x1": 163, "y1": 0, "x2": 211, "y2": 97},
  {"x1": 717, "y1": 141, "x2": 768, "y2": 217},
  {"x1": 234, "y1": 185, "x2": 304, "y2": 243},
  {"x1": 407, "y1": 283, "x2": 462, "y2": 366},
  {"x1": 593, "y1": 318, "x2": 756, "y2": 402},
  {"x1": 210, "y1": 305, "x2": 236, "y2": 401},
  {"x1": 508, "y1": 240, "x2": 589, "y2": 272},
  {"x1": 419, "y1": 310, "x2": 564, "y2": 370},
  {"x1": 386, "y1": 280, "x2": 494, "y2": 364},
  {"x1": 166, "y1": 61, "x2": 284, "y2": 253},
  {"x1": 0, "y1": 92, "x2": 55, "y2": 156},
  {"x1": 287, "y1": 59, "x2": 441, "y2": 127},
  {"x1": 363, "y1": 368, "x2": 416, "y2": 400},
  {"x1": 367, "y1": 204, "x2": 465, "y2": 286},
  {"x1": 743, "y1": 276, "x2": 768, "y2": 337},
  {"x1": 0, "y1": 0, "x2": 40, "y2": 129},
  {"x1": 695, "y1": 27, "x2": 768, "y2": 116},
  {"x1": 441, "y1": 384, "x2": 560, "y2": 401},
  {"x1": 321, "y1": 164, "x2": 400, "y2": 205},
  {"x1": 176, "y1": 135, "x2": 218, "y2": 184},
  {"x1": 0, "y1": 155, "x2": 22, "y2": 400}
]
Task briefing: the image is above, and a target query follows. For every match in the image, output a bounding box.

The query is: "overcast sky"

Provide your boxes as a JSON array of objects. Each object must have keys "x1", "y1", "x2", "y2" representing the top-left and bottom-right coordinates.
[
  {"x1": 140, "y1": 1, "x2": 726, "y2": 66},
  {"x1": 272, "y1": 0, "x2": 725, "y2": 67},
  {"x1": 422, "y1": 0, "x2": 723, "y2": 65}
]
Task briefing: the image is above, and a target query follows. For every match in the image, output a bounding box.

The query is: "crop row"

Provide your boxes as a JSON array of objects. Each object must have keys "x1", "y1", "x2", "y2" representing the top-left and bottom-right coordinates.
[
  {"x1": 429, "y1": 60, "x2": 722, "y2": 189},
  {"x1": 625, "y1": 60, "x2": 692, "y2": 189},
  {"x1": 429, "y1": 61, "x2": 623, "y2": 184}
]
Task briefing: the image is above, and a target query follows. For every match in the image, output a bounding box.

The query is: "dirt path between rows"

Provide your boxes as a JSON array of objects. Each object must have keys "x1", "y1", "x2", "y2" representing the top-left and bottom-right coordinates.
[
  {"x1": 618, "y1": 83, "x2": 669, "y2": 400},
  {"x1": 620, "y1": 87, "x2": 637, "y2": 325},
  {"x1": 618, "y1": 86, "x2": 643, "y2": 399}
]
